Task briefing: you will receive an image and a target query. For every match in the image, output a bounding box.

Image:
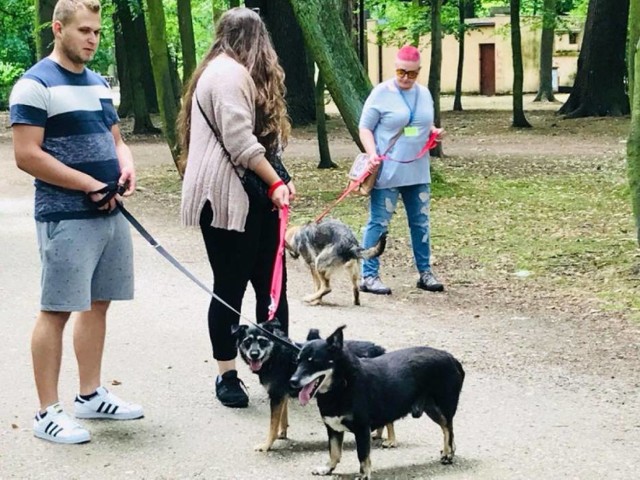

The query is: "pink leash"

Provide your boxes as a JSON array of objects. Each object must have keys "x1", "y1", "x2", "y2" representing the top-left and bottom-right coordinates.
[
  {"x1": 268, "y1": 204, "x2": 289, "y2": 321},
  {"x1": 314, "y1": 131, "x2": 439, "y2": 223}
]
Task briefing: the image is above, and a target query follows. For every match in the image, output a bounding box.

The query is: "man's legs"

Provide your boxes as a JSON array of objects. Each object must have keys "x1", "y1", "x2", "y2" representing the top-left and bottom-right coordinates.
[
  {"x1": 32, "y1": 311, "x2": 71, "y2": 411},
  {"x1": 74, "y1": 301, "x2": 109, "y2": 396}
]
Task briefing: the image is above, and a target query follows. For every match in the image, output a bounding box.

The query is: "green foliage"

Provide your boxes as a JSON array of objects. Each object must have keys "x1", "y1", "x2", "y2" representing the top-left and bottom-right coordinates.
[
  {"x1": 0, "y1": 61, "x2": 25, "y2": 109},
  {"x1": 0, "y1": 0, "x2": 36, "y2": 71}
]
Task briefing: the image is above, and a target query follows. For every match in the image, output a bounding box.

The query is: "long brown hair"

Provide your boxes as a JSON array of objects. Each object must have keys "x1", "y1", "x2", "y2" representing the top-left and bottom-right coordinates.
[{"x1": 177, "y1": 7, "x2": 290, "y2": 168}]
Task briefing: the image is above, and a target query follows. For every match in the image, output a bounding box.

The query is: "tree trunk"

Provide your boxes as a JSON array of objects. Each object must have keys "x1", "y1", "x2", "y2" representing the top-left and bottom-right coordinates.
[
  {"x1": 35, "y1": 0, "x2": 55, "y2": 59},
  {"x1": 428, "y1": 0, "x2": 444, "y2": 157},
  {"x1": 177, "y1": 0, "x2": 197, "y2": 84},
  {"x1": 629, "y1": 0, "x2": 640, "y2": 105},
  {"x1": 453, "y1": 0, "x2": 466, "y2": 112},
  {"x1": 113, "y1": 13, "x2": 133, "y2": 117},
  {"x1": 316, "y1": 71, "x2": 336, "y2": 169},
  {"x1": 122, "y1": 1, "x2": 158, "y2": 113},
  {"x1": 288, "y1": 0, "x2": 372, "y2": 150},
  {"x1": 144, "y1": 0, "x2": 180, "y2": 164},
  {"x1": 510, "y1": 0, "x2": 532, "y2": 128},
  {"x1": 629, "y1": 14, "x2": 640, "y2": 246},
  {"x1": 115, "y1": 0, "x2": 159, "y2": 134},
  {"x1": 245, "y1": 0, "x2": 315, "y2": 126},
  {"x1": 558, "y1": 0, "x2": 630, "y2": 118},
  {"x1": 534, "y1": 0, "x2": 556, "y2": 102}
]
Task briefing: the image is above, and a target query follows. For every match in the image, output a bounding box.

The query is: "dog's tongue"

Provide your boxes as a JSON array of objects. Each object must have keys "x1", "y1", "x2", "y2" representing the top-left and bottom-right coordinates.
[
  {"x1": 249, "y1": 360, "x2": 262, "y2": 372},
  {"x1": 298, "y1": 382, "x2": 314, "y2": 406}
]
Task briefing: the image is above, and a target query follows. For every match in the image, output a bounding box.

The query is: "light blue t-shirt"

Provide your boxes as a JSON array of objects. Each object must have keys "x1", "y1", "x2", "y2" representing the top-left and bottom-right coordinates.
[
  {"x1": 9, "y1": 58, "x2": 120, "y2": 221},
  {"x1": 359, "y1": 79, "x2": 434, "y2": 189}
]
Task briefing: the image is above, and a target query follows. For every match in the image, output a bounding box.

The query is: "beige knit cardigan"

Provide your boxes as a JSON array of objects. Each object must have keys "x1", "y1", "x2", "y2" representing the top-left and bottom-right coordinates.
[{"x1": 181, "y1": 55, "x2": 266, "y2": 232}]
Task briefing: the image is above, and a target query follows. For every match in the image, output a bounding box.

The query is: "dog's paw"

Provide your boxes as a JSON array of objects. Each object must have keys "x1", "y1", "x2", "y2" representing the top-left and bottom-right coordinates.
[
  {"x1": 311, "y1": 465, "x2": 333, "y2": 476},
  {"x1": 440, "y1": 452, "x2": 454, "y2": 465},
  {"x1": 254, "y1": 442, "x2": 273, "y2": 452},
  {"x1": 277, "y1": 430, "x2": 288, "y2": 440},
  {"x1": 382, "y1": 439, "x2": 397, "y2": 448}
]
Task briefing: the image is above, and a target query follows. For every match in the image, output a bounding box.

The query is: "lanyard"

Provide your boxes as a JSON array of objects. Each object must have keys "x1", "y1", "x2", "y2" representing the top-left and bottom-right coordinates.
[{"x1": 398, "y1": 85, "x2": 419, "y2": 124}]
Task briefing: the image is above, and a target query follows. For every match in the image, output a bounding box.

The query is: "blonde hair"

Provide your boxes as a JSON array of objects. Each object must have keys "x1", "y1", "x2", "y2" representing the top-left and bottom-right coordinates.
[
  {"x1": 177, "y1": 7, "x2": 290, "y2": 168},
  {"x1": 53, "y1": 0, "x2": 101, "y2": 25}
]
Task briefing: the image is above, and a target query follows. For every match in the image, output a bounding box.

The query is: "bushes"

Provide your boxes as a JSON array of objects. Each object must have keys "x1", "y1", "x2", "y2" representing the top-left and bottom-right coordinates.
[{"x1": 0, "y1": 61, "x2": 24, "y2": 110}]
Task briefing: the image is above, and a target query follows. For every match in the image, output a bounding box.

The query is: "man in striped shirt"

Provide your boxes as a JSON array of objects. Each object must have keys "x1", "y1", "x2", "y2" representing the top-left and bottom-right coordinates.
[{"x1": 10, "y1": 0, "x2": 143, "y2": 444}]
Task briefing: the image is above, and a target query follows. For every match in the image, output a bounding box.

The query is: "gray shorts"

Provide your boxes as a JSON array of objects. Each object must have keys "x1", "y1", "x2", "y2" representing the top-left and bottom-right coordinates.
[{"x1": 36, "y1": 213, "x2": 134, "y2": 312}]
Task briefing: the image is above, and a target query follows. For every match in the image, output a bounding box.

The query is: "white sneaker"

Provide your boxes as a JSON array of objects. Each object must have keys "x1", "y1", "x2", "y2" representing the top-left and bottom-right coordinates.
[
  {"x1": 74, "y1": 386, "x2": 144, "y2": 420},
  {"x1": 33, "y1": 402, "x2": 91, "y2": 444}
]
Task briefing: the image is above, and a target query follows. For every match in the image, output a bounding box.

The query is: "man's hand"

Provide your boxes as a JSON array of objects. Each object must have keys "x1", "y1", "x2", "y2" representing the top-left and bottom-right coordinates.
[{"x1": 118, "y1": 165, "x2": 136, "y2": 196}]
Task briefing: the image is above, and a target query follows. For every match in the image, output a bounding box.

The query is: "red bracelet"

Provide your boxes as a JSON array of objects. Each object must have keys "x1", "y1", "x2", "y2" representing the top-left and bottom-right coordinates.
[{"x1": 267, "y1": 179, "x2": 285, "y2": 198}]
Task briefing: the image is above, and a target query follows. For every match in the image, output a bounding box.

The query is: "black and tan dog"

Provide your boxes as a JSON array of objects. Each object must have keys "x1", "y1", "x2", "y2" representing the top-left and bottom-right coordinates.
[
  {"x1": 290, "y1": 326, "x2": 465, "y2": 479},
  {"x1": 285, "y1": 219, "x2": 386, "y2": 306},
  {"x1": 233, "y1": 322, "x2": 391, "y2": 452}
]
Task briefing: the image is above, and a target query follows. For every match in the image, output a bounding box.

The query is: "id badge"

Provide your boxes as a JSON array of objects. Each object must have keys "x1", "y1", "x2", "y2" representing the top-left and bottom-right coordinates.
[{"x1": 404, "y1": 126, "x2": 419, "y2": 137}]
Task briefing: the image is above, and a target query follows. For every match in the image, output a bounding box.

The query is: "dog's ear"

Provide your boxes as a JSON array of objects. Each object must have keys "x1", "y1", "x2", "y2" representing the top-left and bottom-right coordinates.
[
  {"x1": 326, "y1": 325, "x2": 346, "y2": 350},
  {"x1": 306, "y1": 328, "x2": 321, "y2": 341},
  {"x1": 231, "y1": 324, "x2": 249, "y2": 341},
  {"x1": 264, "y1": 319, "x2": 282, "y2": 332}
]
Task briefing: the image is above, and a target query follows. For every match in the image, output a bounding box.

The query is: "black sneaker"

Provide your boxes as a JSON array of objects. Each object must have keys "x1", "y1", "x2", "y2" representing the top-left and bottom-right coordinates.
[
  {"x1": 215, "y1": 370, "x2": 249, "y2": 408},
  {"x1": 417, "y1": 271, "x2": 444, "y2": 292}
]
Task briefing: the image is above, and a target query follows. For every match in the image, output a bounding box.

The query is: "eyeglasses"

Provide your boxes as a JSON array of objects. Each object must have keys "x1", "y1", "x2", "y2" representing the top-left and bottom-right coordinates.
[{"x1": 395, "y1": 69, "x2": 420, "y2": 80}]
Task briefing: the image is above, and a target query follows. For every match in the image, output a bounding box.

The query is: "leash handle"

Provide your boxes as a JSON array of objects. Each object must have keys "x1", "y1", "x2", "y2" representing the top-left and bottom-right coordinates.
[{"x1": 268, "y1": 205, "x2": 289, "y2": 321}]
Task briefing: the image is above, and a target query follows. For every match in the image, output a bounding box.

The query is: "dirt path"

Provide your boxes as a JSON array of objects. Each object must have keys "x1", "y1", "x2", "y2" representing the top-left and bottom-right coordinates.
[{"x1": 1, "y1": 119, "x2": 640, "y2": 479}]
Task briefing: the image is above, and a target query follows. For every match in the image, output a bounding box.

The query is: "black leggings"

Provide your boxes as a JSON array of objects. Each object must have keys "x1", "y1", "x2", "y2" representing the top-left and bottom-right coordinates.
[{"x1": 199, "y1": 201, "x2": 288, "y2": 361}]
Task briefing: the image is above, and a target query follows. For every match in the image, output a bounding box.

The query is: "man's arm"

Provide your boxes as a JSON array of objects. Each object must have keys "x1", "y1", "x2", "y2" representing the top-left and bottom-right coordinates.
[
  {"x1": 13, "y1": 124, "x2": 106, "y2": 193},
  {"x1": 111, "y1": 124, "x2": 136, "y2": 196}
]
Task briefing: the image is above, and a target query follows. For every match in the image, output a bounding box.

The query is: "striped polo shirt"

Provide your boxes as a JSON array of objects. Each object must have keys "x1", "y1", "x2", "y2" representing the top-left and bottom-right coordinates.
[{"x1": 9, "y1": 58, "x2": 121, "y2": 221}]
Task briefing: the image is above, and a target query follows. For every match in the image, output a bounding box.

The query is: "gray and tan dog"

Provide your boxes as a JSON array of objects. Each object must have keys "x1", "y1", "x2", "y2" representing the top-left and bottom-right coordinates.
[{"x1": 285, "y1": 219, "x2": 386, "y2": 305}]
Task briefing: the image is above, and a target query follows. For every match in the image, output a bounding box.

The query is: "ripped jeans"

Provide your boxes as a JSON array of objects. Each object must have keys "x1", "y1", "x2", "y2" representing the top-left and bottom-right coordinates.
[{"x1": 361, "y1": 183, "x2": 432, "y2": 278}]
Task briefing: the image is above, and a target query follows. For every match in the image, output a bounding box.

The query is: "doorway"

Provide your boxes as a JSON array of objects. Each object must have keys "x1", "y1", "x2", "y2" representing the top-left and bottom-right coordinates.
[{"x1": 480, "y1": 44, "x2": 496, "y2": 96}]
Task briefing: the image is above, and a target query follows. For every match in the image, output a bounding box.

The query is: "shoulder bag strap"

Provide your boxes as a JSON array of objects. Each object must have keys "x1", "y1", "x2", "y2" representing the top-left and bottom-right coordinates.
[{"x1": 195, "y1": 93, "x2": 243, "y2": 181}]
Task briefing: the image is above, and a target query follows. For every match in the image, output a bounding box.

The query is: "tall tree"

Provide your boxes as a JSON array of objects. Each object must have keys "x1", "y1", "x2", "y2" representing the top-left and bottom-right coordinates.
[
  {"x1": 629, "y1": 7, "x2": 640, "y2": 246},
  {"x1": 428, "y1": 0, "x2": 444, "y2": 156},
  {"x1": 144, "y1": 0, "x2": 180, "y2": 163},
  {"x1": 533, "y1": 0, "x2": 557, "y2": 102},
  {"x1": 558, "y1": 0, "x2": 630, "y2": 117},
  {"x1": 315, "y1": 71, "x2": 336, "y2": 168},
  {"x1": 114, "y1": 0, "x2": 159, "y2": 133},
  {"x1": 245, "y1": 0, "x2": 315, "y2": 126},
  {"x1": 177, "y1": 0, "x2": 197, "y2": 84},
  {"x1": 288, "y1": 0, "x2": 372, "y2": 148},
  {"x1": 510, "y1": 0, "x2": 532, "y2": 128},
  {"x1": 35, "y1": 0, "x2": 55, "y2": 59},
  {"x1": 629, "y1": 0, "x2": 640, "y2": 105},
  {"x1": 453, "y1": 0, "x2": 467, "y2": 112}
]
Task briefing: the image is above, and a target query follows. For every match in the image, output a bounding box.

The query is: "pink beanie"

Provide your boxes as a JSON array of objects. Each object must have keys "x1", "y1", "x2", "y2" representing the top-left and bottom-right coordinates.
[{"x1": 396, "y1": 45, "x2": 421, "y2": 62}]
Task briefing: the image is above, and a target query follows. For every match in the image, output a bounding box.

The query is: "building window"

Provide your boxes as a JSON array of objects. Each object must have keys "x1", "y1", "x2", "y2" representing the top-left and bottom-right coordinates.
[{"x1": 569, "y1": 32, "x2": 578, "y2": 45}]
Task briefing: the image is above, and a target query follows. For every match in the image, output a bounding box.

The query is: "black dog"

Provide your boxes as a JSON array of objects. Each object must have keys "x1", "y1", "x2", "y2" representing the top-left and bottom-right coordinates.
[
  {"x1": 233, "y1": 323, "x2": 389, "y2": 451},
  {"x1": 290, "y1": 326, "x2": 465, "y2": 479}
]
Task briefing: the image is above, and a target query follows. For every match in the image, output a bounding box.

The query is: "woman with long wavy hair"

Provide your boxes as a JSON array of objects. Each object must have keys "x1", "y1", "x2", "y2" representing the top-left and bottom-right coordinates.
[{"x1": 178, "y1": 7, "x2": 295, "y2": 408}]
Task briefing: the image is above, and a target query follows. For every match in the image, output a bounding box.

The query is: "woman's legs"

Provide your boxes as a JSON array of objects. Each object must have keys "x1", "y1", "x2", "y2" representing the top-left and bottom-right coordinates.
[
  {"x1": 361, "y1": 188, "x2": 399, "y2": 278},
  {"x1": 400, "y1": 183, "x2": 432, "y2": 273}
]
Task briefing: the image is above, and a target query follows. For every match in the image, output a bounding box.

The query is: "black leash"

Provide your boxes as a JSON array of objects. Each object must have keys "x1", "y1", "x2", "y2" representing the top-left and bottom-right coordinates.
[{"x1": 89, "y1": 182, "x2": 300, "y2": 352}]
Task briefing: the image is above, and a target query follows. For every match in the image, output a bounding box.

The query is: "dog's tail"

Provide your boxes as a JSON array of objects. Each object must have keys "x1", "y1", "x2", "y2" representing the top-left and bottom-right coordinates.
[{"x1": 357, "y1": 232, "x2": 387, "y2": 260}]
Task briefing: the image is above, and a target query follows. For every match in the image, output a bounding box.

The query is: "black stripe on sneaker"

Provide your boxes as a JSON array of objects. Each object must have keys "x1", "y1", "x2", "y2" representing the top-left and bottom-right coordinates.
[
  {"x1": 45, "y1": 421, "x2": 55, "y2": 434},
  {"x1": 105, "y1": 403, "x2": 115, "y2": 415},
  {"x1": 97, "y1": 402, "x2": 106, "y2": 413},
  {"x1": 51, "y1": 426, "x2": 62, "y2": 437},
  {"x1": 112, "y1": 405, "x2": 118, "y2": 415}
]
